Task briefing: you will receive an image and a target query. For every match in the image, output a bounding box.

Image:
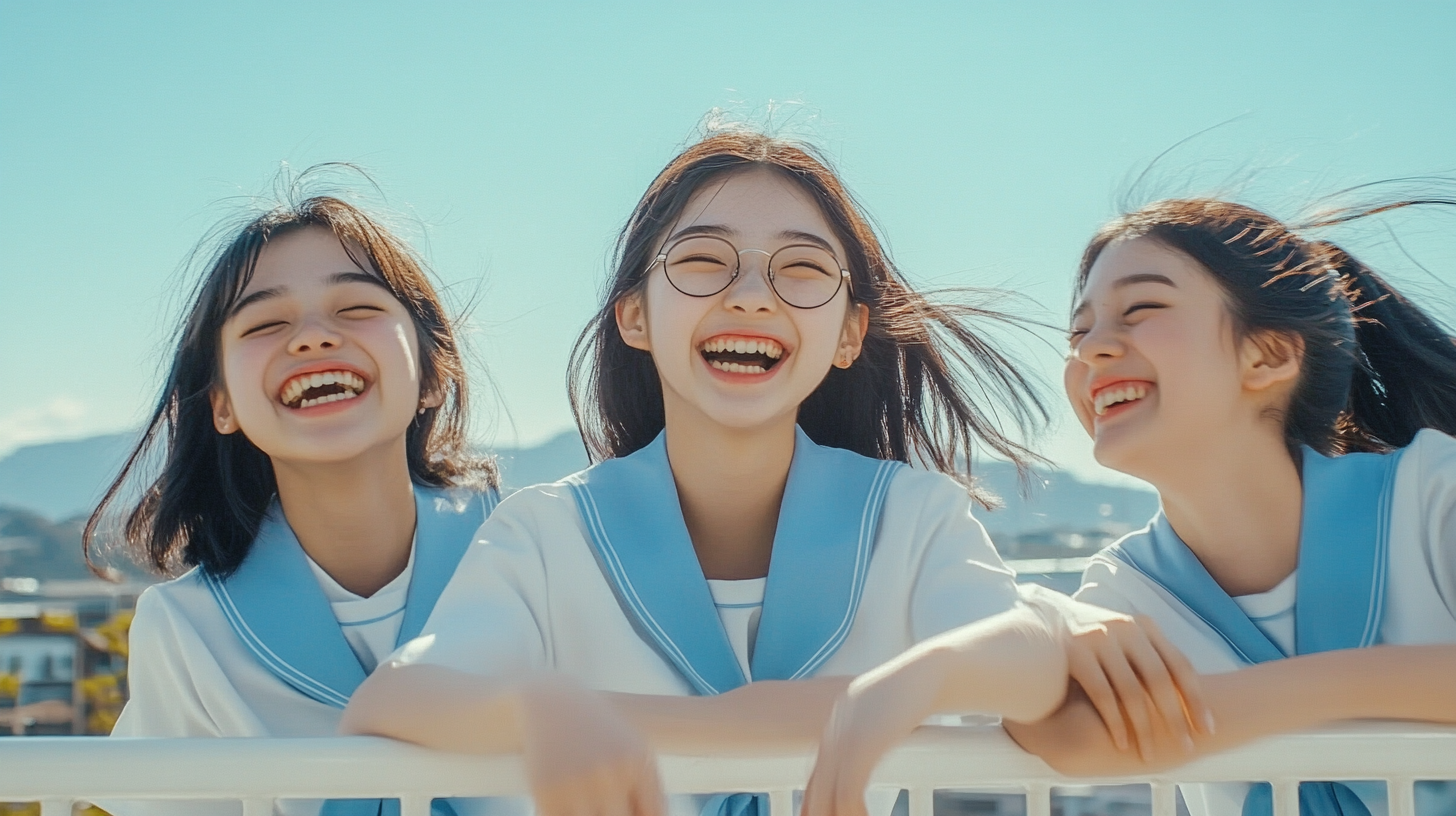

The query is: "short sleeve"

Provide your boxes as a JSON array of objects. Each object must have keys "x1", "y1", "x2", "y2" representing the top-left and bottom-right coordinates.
[
  {"x1": 390, "y1": 492, "x2": 553, "y2": 677},
  {"x1": 1406, "y1": 430, "x2": 1456, "y2": 618},
  {"x1": 110, "y1": 586, "x2": 224, "y2": 738},
  {"x1": 1072, "y1": 556, "x2": 1142, "y2": 617},
  {"x1": 900, "y1": 470, "x2": 1022, "y2": 641}
]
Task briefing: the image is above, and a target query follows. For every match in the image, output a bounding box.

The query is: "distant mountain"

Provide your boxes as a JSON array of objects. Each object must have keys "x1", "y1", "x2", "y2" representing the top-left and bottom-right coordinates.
[
  {"x1": 0, "y1": 507, "x2": 96, "y2": 581},
  {"x1": 0, "y1": 434, "x2": 136, "y2": 521},
  {"x1": 0, "y1": 429, "x2": 1158, "y2": 546}
]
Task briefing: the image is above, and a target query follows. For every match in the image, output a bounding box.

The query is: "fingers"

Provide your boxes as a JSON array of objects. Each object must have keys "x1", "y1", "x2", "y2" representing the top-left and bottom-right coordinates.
[
  {"x1": 1067, "y1": 647, "x2": 1128, "y2": 751},
  {"x1": 1095, "y1": 643, "x2": 1156, "y2": 760},
  {"x1": 1143, "y1": 619, "x2": 1214, "y2": 734}
]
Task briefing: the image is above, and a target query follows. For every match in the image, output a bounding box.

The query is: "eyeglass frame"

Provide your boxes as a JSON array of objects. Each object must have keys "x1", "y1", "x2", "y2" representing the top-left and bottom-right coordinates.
[{"x1": 645, "y1": 236, "x2": 854, "y2": 309}]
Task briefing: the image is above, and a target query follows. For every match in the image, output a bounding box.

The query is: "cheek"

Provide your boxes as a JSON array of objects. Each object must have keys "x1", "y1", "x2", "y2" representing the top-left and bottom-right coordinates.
[{"x1": 1063, "y1": 359, "x2": 1094, "y2": 431}]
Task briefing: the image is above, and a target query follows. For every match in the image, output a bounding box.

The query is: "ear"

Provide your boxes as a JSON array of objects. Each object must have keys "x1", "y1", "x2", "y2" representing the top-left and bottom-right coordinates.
[
  {"x1": 615, "y1": 292, "x2": 652, "y2": 353},
  {"x1": 1240, "y1": 330, "x2": 1304, "y2": 393},
  {"x1": 834, "y1": 303, "x2": 871, "y2": 369},
  {"x1": 210, "y1": 389, "x2": 239, "y2": 435}
]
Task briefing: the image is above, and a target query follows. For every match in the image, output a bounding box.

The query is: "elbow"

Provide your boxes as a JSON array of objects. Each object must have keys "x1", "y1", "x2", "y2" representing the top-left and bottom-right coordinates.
[{"x1": 339, "y1": 662, "x2": 407, "y2": 737}]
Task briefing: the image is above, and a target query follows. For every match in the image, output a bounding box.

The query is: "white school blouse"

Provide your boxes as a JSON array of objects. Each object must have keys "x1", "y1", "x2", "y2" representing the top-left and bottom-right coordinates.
[
  {"x1": 1075, "y1": 429, "x2": 1456, "y2": 816},
  {"x1": 395, "y1": 433, "x2": 1025, "y2": 815}
]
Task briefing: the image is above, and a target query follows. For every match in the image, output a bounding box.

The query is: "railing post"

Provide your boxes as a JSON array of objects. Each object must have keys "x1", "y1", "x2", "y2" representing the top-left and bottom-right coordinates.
[
  {"x1": 1151, "y1": 783, "x2": 1178, "y2": 816},
  {"x1": 1272, "y1": 781, "x2": 1300, "y2": 816},
  {"x1": 400, "y1": 795, "x2": 433, "y2": 816},
  {"x1": 768, "y1": 789, "x2": 795, "y2": 816},
  {"x1": 38, "y1": 798, "x2": 70, "y2": 816},
  {"x1": 243, "y1": 797, "x2": 273, "y2": 816},
  {"x1": 907, "y1": 787, "x2": 933, "y2": 816},
  {"x1": 1027, "y1": 783, "x2": 1053, "y2": 816},
  {"x1": 1388, "y1": 778, "x2": 1416, "y2": 816}
]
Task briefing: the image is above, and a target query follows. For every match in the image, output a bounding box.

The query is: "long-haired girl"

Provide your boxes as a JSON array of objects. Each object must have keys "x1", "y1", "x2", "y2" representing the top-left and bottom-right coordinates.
[
  {"x1": 93, "y1": 186, "x2": 499, "y2": 816},
  {"x1": 343, "y1": 131, "x2": 1204, "y2": 816},
  {"x1": 985, "y1": 197, "x2": 1456, "y2": 816}
]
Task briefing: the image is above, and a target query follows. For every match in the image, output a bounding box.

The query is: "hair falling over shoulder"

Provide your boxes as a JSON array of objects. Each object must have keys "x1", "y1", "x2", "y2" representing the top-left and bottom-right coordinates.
[
  {"x1": 85, "y1": 180, "x2": 495, "y2": 580},
  {"x1": 567, "y1": 130, "x2": 1050, "y2": 499},
  {"x1": 1075, "y1": 192, "x2": 1456, "y2": 455}
]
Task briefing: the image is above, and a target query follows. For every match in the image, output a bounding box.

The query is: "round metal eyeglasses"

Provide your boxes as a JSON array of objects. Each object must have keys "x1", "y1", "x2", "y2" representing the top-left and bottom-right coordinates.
[{"x1": 648, "y1": 235, "x2": 852, "y2": 309}]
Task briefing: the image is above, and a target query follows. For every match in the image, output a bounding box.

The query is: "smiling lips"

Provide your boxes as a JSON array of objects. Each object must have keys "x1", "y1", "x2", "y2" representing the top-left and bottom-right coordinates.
[
  {"x1": 699, "y1": 335, "x2": 786, "y2": 375},
  {"x1": 1092, "y1": 381, "x2": 1151, "y2": 416},
  {"x1": 279, "y1": 370, "x2": 367, "y2": 409}
]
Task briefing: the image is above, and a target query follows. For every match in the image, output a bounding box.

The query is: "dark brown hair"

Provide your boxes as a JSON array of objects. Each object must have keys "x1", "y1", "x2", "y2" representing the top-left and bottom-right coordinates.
[
  {"x1": 1075, "y1": 197, "x2": 1456, "y2": 455},
  {"x1": 85, "y1": 195, "x2": 496, "y2": 578},
  {"x1": 568, "y1": 131, "x2": 1048, "y2": 492}
]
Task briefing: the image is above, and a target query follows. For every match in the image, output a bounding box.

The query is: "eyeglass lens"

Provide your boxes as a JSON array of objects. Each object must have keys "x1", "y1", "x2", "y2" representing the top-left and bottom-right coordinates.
[{"x1": 663, "y1": 236, "x2": 845, "y2": 309}]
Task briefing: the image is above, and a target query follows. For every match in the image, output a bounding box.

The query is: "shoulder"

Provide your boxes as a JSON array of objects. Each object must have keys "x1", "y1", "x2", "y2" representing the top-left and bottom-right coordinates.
[
  {"x1": 133, "y1": 568, "x2": 214, "y2": 621},
  {"x1": 1398, "y1": 428, "x2": 1456, "y2": 476},
  {"x1": 883, "y1": 466, "x2": 976, "y2": 516}
]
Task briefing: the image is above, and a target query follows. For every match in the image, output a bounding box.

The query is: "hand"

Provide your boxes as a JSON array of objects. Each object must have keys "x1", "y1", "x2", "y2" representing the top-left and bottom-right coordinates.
[
  {"x1": 1045, "y1": 596, "x2": 1212, "y2": 760},
  {"x1": 518, "y1": 676, "x2": 665, "y2": 816},
  {"x1": 801, "y1": 656, "x2": 944, "y2": 816}
]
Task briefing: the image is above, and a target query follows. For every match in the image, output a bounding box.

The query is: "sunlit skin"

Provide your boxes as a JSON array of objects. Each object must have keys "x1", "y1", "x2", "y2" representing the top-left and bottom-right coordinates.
[
  {"x1": 1003, "y1": 235, "x2": 1456, "y2": 775},
  {"x1": 615, "y1": 167, "x2": 868, "y2": 579},
  {"x1": 211, "y1": 226, "x2": 438, "y2": 596}
]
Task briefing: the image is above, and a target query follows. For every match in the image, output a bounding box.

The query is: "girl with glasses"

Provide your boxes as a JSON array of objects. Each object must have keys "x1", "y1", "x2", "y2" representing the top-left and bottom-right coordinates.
[
  {"x1": 804, "y1": 194, "x2": 1456, "y2": 816},
  {"x1": 342, "y1": 131, "x2": 1204, "y2": 816},
  {"x1": 91, "y1": 180, "x2": 499, "y2": 816}
]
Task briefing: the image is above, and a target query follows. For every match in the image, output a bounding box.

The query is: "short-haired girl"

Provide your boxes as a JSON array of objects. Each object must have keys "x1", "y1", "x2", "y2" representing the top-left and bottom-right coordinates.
[
  {"x1": 342, "y1": 132, "x2": 1202, "y2": 816},
  {"x1": 92, "y1": 191, "x2": 499, "y2": 816}
]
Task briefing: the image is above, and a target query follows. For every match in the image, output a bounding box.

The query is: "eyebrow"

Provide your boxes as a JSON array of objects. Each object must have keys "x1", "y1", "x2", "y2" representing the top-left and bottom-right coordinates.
[
  {"x1": 1071, "y1": 272, "x2": 1177, "y2": 319},
  {"x1": 230, "y1": 270, "x2": 392, "y2": 317},
  {"x1": 662, "y1": 224, "x2": 838, "y2": 253}
]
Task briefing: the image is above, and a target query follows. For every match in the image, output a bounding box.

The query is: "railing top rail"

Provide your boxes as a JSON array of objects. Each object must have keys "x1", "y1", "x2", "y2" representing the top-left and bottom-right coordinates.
[{"x1": 4, "y1": 722, "x2": 1455, "y2": 801}]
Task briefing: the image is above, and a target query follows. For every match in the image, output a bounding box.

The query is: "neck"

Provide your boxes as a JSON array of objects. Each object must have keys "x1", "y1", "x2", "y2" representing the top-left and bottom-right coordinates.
[
  {"x1": 1146, "y1": 423, "x2": 1303, "y2": 596},
  {"x1": 271, "y1": 437, "x2": 417, "y2": 597},
  {"x1": 663, "y1": 404, "x2": 797, "y2": 581}
]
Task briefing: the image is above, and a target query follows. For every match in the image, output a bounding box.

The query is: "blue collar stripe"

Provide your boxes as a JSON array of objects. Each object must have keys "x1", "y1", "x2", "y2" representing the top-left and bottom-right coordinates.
[
  {"x1": 762, "y1": 458, "x2": 900, "y2": 681},
  {"x1": 568, "y1": 428, "x2": 901, "y2": 695},
  {"x1": 567, "y1": 476, "x2": 731, "y2": 694},
  {"x1": 1294, "y1": 447, "x2": 1404, "y2": 654},
  {"x1": 1107, "y1": 447, "x2": 1404, "y2": 666},
  {"x1": 203, "y1": 572, "x2": 353, "y2": 708},
  {"x1": 208, "y1": 485, "x2": 494, "y2": 709}
]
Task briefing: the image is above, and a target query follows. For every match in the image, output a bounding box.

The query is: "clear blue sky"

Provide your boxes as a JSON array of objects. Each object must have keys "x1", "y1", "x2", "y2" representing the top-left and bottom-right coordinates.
[{"x1": 3, "y1": 1, "x2": 1453, "y2": 483}]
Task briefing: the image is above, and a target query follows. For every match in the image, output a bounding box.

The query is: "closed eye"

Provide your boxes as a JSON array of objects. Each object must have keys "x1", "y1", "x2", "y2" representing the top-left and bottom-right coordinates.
[
  {"x1": 339, "y1": 304, "x2": 386, "y2": 316},
  {"x1": 1124, "y1": 302, "x2": 1166, "y2": 317},
  {"x1": 240, "y1": 320, "x2": 287, "y2": 338}
]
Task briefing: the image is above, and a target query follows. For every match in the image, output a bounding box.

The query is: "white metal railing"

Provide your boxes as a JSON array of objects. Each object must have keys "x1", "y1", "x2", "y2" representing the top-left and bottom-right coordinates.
[{"x1": 4, "y1": 722, "x2": 1456, "y2": 816}]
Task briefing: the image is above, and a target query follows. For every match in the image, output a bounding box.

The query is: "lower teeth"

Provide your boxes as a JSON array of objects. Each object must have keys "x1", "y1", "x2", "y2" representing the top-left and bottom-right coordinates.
[{"x1": 709, "y1": 360, "x2": 767, "y2": 374}]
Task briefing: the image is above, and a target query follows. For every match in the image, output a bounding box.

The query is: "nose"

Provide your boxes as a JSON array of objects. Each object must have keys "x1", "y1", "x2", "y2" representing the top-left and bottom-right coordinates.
[
  {"x1": 288, "y1": 317, "x2": 343, "y2": 355},
  {"x1": 721, "y1": 250, "x2": 777, "y2": 313},
  {"x1": 1071, "y1": 320, "x2": 1124, "y2": 364}
]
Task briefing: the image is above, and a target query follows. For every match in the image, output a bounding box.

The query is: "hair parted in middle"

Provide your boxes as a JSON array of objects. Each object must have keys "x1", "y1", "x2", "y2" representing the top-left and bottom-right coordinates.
[{"x1": 567, "y1": 130, "x2": 1049, "y2": 495}]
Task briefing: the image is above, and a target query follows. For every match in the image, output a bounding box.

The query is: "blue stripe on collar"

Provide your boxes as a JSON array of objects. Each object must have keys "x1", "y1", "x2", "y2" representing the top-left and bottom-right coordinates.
[
  {"x1": 207, "y1": 484, "x2": 496, "y2": 709},
  {"x1": 1107, "y1": 445, "x2": 1405, "y2": 665},
  {"x1": 567, "y1": 427, "x2": 902, "y2": 694}
]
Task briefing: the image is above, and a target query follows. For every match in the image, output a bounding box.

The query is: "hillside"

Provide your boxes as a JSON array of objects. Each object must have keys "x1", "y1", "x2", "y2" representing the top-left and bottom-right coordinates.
[{"x1": 0, "y1": 430, "x2": 1158, "y2": 580}]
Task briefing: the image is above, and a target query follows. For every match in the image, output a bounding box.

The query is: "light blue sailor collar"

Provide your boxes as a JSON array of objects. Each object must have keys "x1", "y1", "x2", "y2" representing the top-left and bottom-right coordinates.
[
  {"x1": 565, "y1": 426, "x2": 902, "y2": 696},
  {"x1": 203, "y1": 484, "x2": 498, "y2": 709},
  {"x1": 1106, "y1": 445, "x2": 1405, "y2": 665}
]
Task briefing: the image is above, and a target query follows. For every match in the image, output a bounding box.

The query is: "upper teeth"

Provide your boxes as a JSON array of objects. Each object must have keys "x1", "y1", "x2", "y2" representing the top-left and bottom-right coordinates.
[
  {"x1": 1093, "y1": 383, "x2": 1149, "y2": 415},
  {"x1": 280, "y1": 370, "x2": 366, "y2": 408},
  {"x1": 701, "y1": 336, "x2": 785, "y2": 358}
]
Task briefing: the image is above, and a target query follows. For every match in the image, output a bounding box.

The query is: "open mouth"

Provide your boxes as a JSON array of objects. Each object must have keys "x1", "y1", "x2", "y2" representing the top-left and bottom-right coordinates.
[
  {"x1": 1092, "y1": 382, "x2": 1151, "y2": 416},
  {"x1": 695, "y1": 335, "x2": 786, "y2": 375},
  {"x1": 279, "y1": 370, "x2": 368, "y2": 409},
  {"x1": 699, "y1": 335, "x2": 786, "y2": 375}
]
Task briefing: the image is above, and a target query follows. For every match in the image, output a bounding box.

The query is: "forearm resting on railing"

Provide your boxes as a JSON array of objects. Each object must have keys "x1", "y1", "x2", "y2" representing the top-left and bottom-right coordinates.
[
  {"x1": 340, "y1": 662, "x2": 535, "y2": 753},
  {"x1": 1005, "y1": 644, "x2": 1456, "y2": 776}
]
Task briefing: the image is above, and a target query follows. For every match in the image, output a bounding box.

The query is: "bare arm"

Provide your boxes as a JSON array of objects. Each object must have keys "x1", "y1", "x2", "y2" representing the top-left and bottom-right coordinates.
[
  {"x1": 802, "y1": 605, "x2": 1069, "y2": 816},
  {"x1": 1006, "y1": 644, "x2": 1456, "y2": 776}
]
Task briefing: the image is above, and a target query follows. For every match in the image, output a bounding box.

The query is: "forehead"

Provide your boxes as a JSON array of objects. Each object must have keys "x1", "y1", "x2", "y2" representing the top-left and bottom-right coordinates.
[
  {"x1": 675, "y1": 167, "x2": 844, "y2": 252},
  {"x1": 244, "y1": 226, "x2": 376, "y2": 292},
  {"x1": 1084, "y1": 236, "x2": 1216, "y2": 291}
]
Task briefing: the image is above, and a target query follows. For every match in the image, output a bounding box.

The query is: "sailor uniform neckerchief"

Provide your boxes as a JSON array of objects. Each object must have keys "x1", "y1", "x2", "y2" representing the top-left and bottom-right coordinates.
[
  {"x1": 204, "y1": 484, "x2": 497, "y2": 816},
  {"x1": 566, "y1": 427, "x2": 902, "y2": 816},
  {"x1": 1107, "y1": 446, "x2": 1405, "y2": 816}
]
